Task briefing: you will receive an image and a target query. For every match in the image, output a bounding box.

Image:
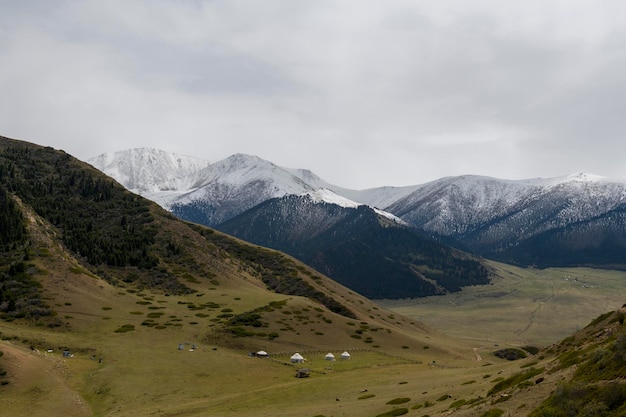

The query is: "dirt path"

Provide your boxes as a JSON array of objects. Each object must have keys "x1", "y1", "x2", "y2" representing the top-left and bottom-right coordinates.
[
  {"x1": 473, "y1": 347, "x2": 482, "y2": 361},
  {"x1": 0, "y1": 341, "x2": 91, "y2": 417}
]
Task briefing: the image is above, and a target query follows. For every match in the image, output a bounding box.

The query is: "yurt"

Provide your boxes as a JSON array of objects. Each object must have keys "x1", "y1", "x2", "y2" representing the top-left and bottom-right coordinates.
[
  {"x1": 341, "y1": 351, "x2": 351, "y2": 360},
  {"x1": 290, "y1": 352, "x2": 305, "y2": 363},
  {"x1": 256, "y1": 350, "x2": 269, "y2": 357},
  {"x1": 325, "y1": 352, "x2": 335, "y2": 361}
]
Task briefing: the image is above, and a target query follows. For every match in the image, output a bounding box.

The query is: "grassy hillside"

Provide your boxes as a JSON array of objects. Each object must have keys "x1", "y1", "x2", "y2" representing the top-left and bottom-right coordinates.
[{"x1": 0, "y1": 135, "x2": 472, "y2": 416}]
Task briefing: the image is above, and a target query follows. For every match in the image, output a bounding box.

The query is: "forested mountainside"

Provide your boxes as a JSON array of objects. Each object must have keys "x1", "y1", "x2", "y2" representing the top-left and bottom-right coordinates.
[
  {"x1": 218, "y1": 194, "x2": 492, "y2": 299},
  {"x1": 0, "y1": 136, "x2": 380, "y2": 329}
]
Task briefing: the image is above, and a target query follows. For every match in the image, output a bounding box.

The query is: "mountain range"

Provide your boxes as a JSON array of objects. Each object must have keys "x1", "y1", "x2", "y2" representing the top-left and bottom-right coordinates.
[
  {"x1": 4, "y1": 135, "x2": 626, "y2": 417},
  {"x1": 88, "y1": 148, "x2": 626, "y2": 297}
]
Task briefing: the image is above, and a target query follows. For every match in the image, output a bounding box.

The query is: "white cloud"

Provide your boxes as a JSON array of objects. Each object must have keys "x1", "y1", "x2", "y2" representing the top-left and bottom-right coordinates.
[{"x1": 1, "y1": 0, "x2": 626, "y2": 188}]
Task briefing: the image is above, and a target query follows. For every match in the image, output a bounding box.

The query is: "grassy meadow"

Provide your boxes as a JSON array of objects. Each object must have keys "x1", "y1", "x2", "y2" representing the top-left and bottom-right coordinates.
[
  {"x1": 379, "y1": 261, "x2": 626, "y2": 347},
  {"x1": 2, "y1": 258, "x2": 626, "y2": 416}
]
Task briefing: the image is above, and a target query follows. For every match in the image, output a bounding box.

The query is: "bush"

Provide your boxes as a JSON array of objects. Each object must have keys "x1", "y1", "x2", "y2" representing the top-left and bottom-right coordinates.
[
  {"x1": 522, "y1": 345, "x2": 540, "y2": 355},
  {"x1": 488, "y1": 368, "x2": 544, "y2": 396},
  {"x1": 376, "y1": 408, "x2": 408, "y2": 417},
  {"x1": 449, "y1": 399, "x2": 466, "y2": 408},
  {"x1": 386, "y1": 397, "x2": 410, "y2": 405},
  {"x1": 114, "y1": 324, "x2": 135, "y2": 333},
  {"x1": 494, "y1": 348, "x2": 527, "y2": 361}
]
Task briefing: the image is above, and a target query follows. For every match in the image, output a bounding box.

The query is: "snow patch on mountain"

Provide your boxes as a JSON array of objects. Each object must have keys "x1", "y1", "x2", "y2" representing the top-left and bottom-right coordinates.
[
  {"x1": 303, "y1": 188, "x2": 361, "y2": 208},
  {"x1": 302, "y1": 188, "x2": 407, "y2": 225},
  {"x1": 88, "y1": 148, "x2": 626, "y2": 239}
]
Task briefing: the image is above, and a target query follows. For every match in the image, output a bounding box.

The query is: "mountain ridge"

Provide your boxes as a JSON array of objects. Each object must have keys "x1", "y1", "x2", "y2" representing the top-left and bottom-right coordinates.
[
  {"x1": 217, "y1": 193, "x2": 492, "y2": 298},
  {"x1": 88, "y1": 148, "x2": 626, "y2": 271}
]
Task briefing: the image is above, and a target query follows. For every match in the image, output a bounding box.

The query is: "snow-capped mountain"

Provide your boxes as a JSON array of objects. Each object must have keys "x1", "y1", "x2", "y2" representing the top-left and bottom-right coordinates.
[
  {"x1": 88, "y1": 149, "x2": 393, "y2": 226},
  {"x1": 388, "y1": 173, "x2": 626, "y2": 236},
  {"x1": 167, "y1": 153, "x2": 370, "y2": 225},
  {"x1": 88, "y1": 148, "x2": 211, "y2": 207},
  {"x1": 382, "y1": 173, "x2": 626, "y2": 265},
  {"x1": 88, "y1": 148, "x2": 626, "y2": 269}
]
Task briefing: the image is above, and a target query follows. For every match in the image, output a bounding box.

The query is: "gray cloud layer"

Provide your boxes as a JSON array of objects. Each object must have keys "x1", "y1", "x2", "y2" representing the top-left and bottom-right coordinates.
[{"x1": 1, "y1": 0, "x2": 625, "y2": 188}]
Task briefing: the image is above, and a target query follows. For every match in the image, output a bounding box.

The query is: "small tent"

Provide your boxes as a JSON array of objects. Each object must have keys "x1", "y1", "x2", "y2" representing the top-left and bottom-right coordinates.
[
  {"x1": 341, "y1": 351, "x2": 351, "y2": 360},
  {"x1": 325, "y1": 352, "x2": 335, "y2": 361},
  {"x1": 256, "y1": 350, "x2": 269, "y2": 357},
  {"x1": 290, "y1": 352, "x2": 305, "y2": 363}
]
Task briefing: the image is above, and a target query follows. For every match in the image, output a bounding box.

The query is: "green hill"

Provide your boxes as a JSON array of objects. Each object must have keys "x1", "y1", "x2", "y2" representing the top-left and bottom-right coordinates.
[{"x1": 0, "y1": 135, "x2": 468, "y2": 416}]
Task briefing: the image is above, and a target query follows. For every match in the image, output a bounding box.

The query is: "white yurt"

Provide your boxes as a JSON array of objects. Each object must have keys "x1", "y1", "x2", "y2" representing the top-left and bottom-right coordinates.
[
  {"x1": 341, "y1": 351, "x2": 351, "y2": 360},
  {"x1": 256, "y1": 350, "x2": 269, "y2": 357},
  {"x1": 325, "y1": 352, "x2": 335, "y2": 361},
  {"x1": 290, "y1": 352, "x2": 305, "y2": 363}
]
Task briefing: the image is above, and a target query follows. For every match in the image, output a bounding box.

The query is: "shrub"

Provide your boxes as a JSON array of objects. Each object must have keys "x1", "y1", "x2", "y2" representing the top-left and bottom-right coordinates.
[
  {"x1": 522, "y1": 345, "x2": 540, "y2": 355},
  {"x1": 114, "y1": 324, "x2": 135, "y2": 333},
  {"x1": 494, "y1": 348, "x2": 527, "y2": 361},
  {"x1": 376, "y1": 408, "x2": 408, "y2": 416},
  {"x1": 488, "y1": 368, "x2": 544, "y2": 396},
  {"x1": 387, "y1": 397, "x2": 411, "y2": 405},
  {"x1": 449, "y1": 399, "x2": 466, "y2": 408}
]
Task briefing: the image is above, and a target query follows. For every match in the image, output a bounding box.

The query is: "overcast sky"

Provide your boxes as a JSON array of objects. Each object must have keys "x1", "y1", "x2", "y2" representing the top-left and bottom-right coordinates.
[{"x1": 1, "y1": 0, "x2": 626, "y2": 188}]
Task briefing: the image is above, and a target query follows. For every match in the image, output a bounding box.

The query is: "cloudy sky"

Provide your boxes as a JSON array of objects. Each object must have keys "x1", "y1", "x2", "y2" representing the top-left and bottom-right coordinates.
[{"x1": 1, "y1": 1, "x2": 625, "y2": 188}]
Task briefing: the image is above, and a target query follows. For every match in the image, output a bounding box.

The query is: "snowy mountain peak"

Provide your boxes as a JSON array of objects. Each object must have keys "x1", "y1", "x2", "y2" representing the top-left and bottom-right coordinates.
[
  {"x1": 215, "y1": 153, "x2": 269, "y2": 173},
  {"x1": 191, "y1": 153, "x2": 316, "y2": 193},
  {"x1": 562, "y1": 173, "x2": 606, "y2": 183},
  {"x1": 88, "y1": 148, "x2": 211, "y2": 194}
]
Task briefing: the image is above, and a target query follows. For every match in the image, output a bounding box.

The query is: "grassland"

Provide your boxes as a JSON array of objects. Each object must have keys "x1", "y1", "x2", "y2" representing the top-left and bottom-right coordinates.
[
  {"x1": 379, "y1": 261, "x2": 626, "y2": 347},
  {"x1": 5, "y1": 259, "x2": 622, "y2": 416}
]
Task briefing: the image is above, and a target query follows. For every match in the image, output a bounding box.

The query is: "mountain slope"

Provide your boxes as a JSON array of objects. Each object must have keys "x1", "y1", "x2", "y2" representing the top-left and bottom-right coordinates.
[
  {"x1": 218, "y1": 193, "x2": 492, "y2": 299},
  {"x1": 0, "y1": 135, "x2": 434, "y2": 345},
  {"x1": 3, "y1": 136, "x2": 492, "y2": 417},
  {"x1": 387, "y1": 174, "x2": 626, "y2": 267}
]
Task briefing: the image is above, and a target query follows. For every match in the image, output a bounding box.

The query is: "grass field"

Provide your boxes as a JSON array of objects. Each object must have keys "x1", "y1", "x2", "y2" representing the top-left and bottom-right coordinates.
[
  {"x1": 379, "y1": 261, "x2": 626, "y2": 347},
  {"x1": 2, "y1": 261, "x2": 625, "y2": 416}
]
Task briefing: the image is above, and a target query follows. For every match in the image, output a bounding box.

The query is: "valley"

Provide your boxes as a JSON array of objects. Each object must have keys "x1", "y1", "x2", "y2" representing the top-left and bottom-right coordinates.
[{"x1": 381, "y1": 262, "x2": 626, "y2": 347}]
